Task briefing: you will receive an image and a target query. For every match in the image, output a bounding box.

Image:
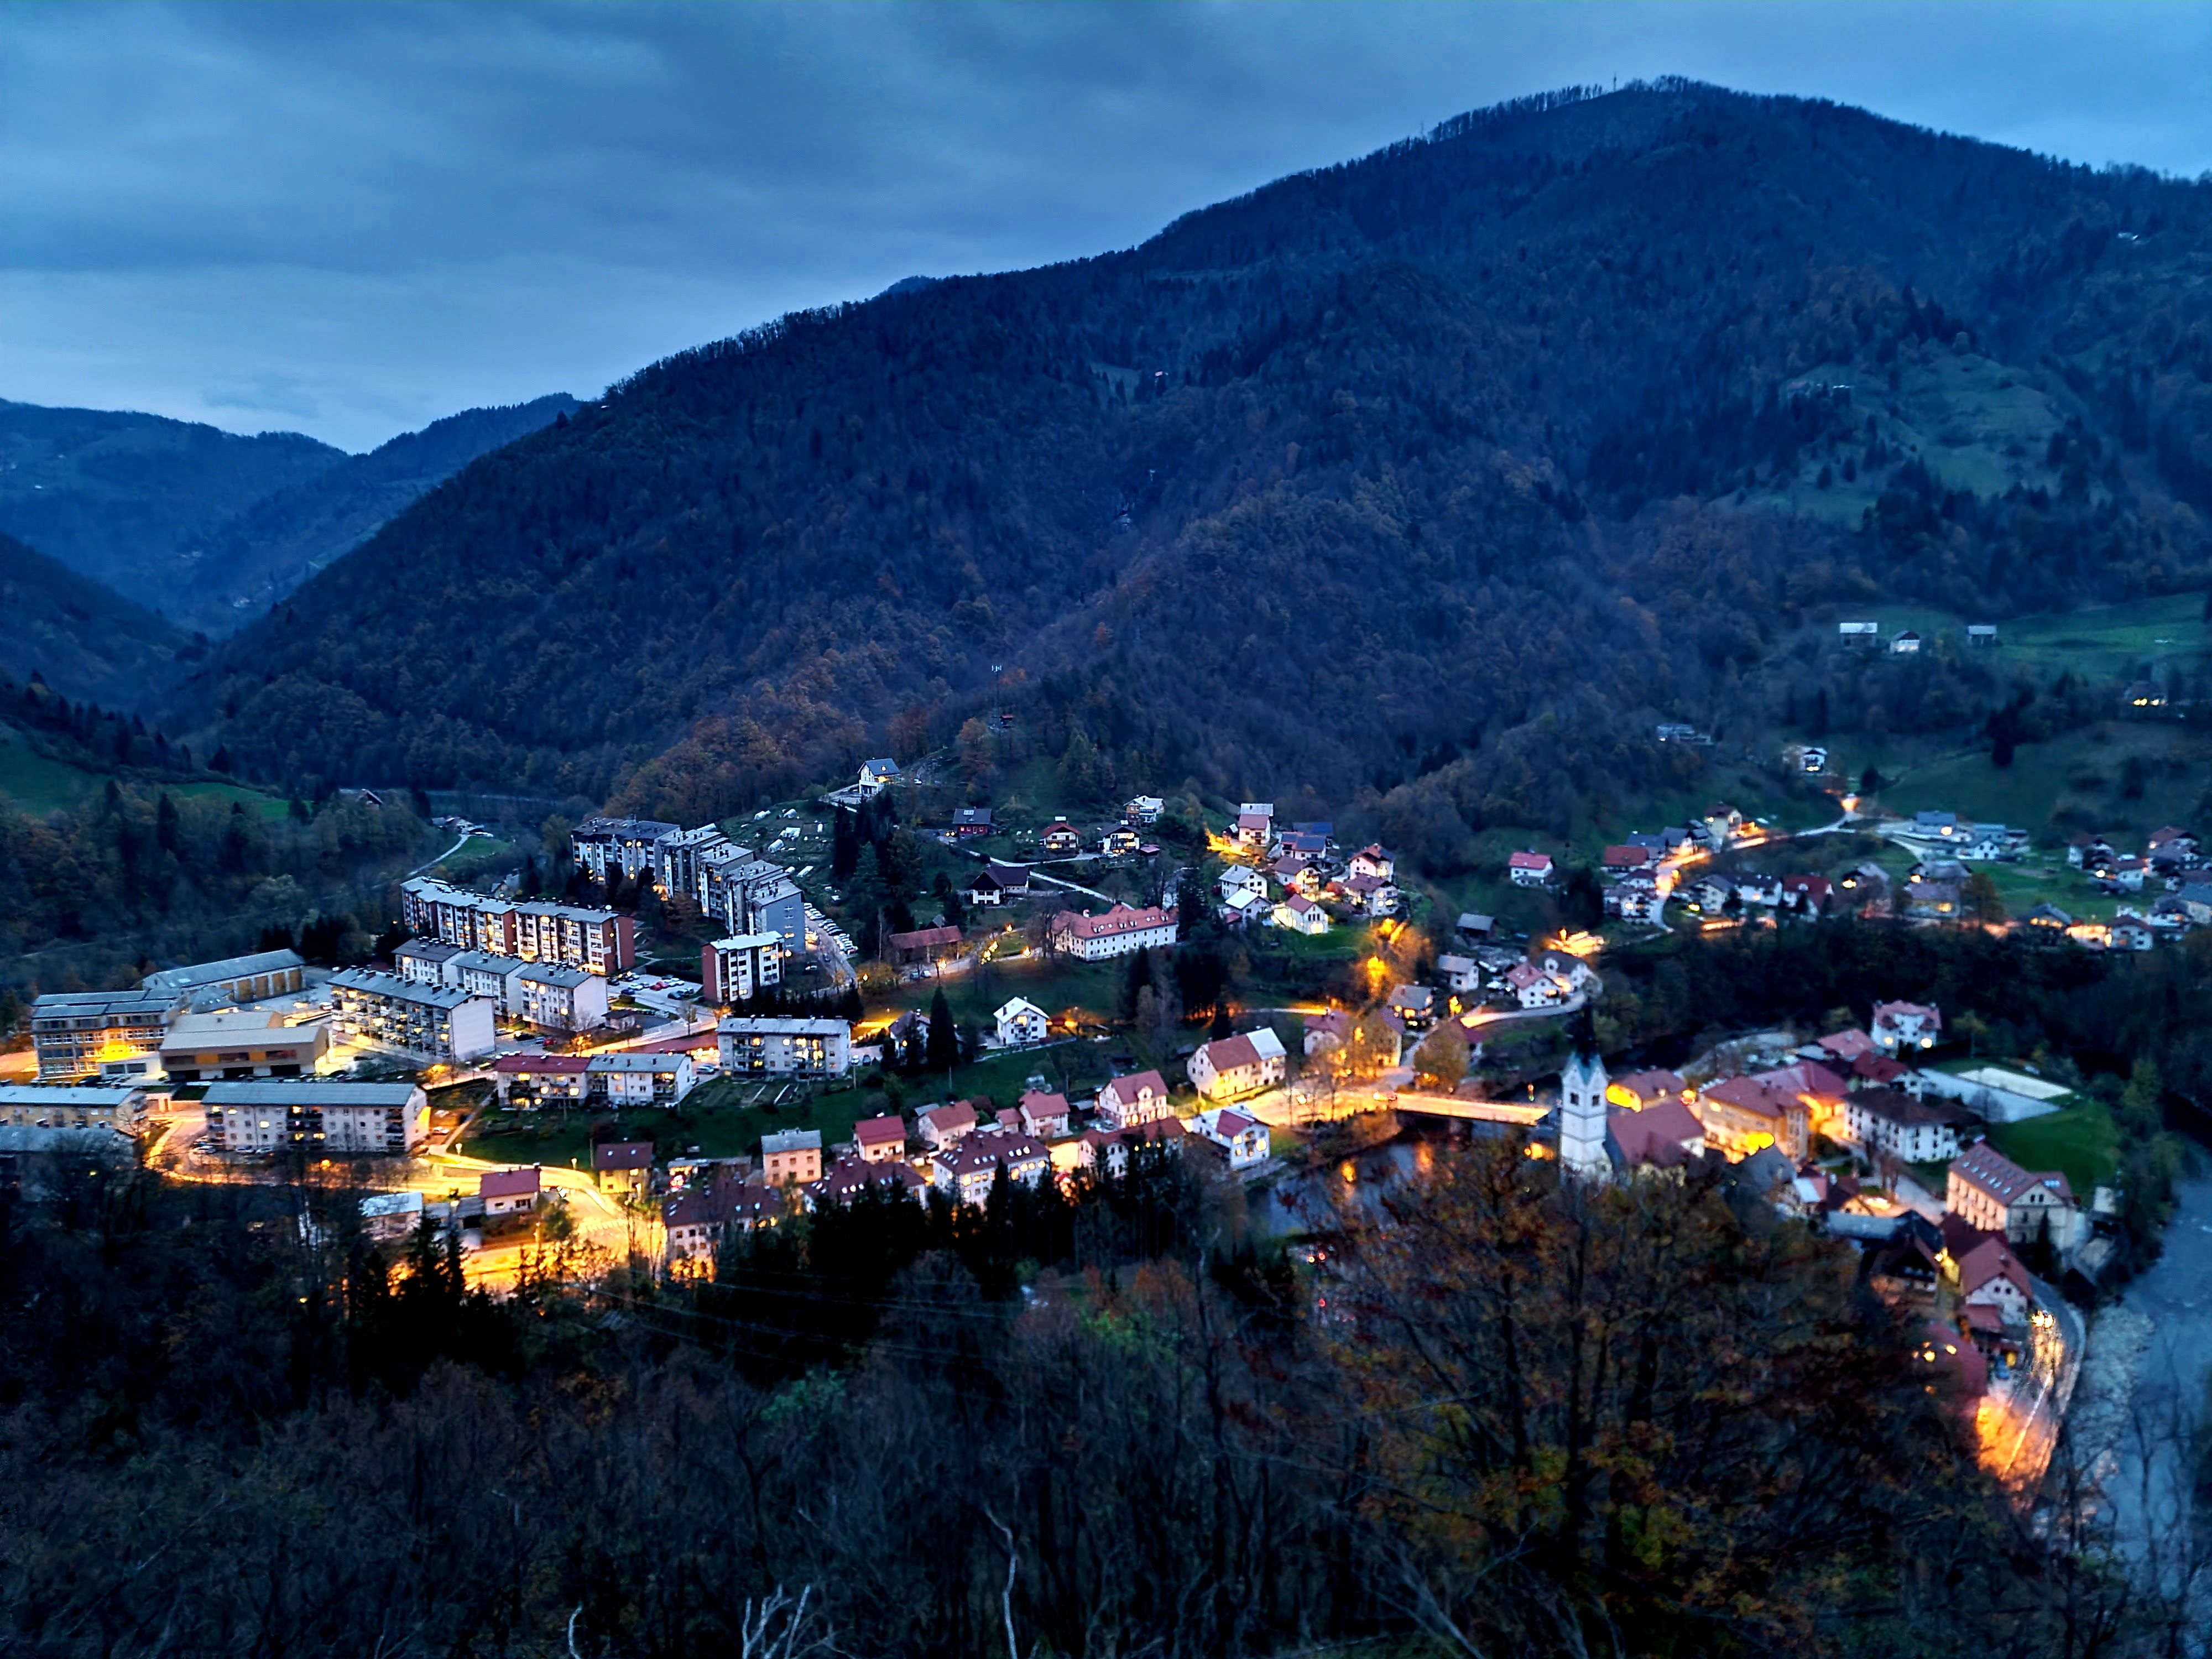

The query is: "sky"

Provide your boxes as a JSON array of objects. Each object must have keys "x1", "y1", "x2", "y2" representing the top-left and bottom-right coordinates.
[{"x1": 4, "y1": 1, "x2": 2208, "y2": 453}]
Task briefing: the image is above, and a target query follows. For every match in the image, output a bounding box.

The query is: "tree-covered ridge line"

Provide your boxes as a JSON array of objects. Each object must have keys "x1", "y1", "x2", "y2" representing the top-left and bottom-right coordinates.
[{"x1": 182, "y1": 81, "x2": 2207, "y2": 835}]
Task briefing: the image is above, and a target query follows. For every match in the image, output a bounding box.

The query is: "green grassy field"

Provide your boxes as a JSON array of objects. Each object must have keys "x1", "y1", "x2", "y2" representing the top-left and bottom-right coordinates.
[
  {"x1": 0, "y1": 733, "x2": 103, "y2": 813},
  {"x1": 434, "y1": 834, "x2": 521, "y2": 881},
  {"x1": 460, "y1": 1074, "x2": 871, "y2": 1171},
  {"x1": 1983, "y1": 1099, "x2": 2119, "y2": 1198},
  {"x1": 169, "y1": 781, "x2": 295, "y2": 820},
  {"x1": 1872, "y1": 721, "x2": 2207, "y2": 837}
]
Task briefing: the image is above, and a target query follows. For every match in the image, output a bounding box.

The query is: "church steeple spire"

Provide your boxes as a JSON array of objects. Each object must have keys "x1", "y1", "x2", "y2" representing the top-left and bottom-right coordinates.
[{"x1": 1557, "y1": 1038, "x2": 1612, "y2": 1180}]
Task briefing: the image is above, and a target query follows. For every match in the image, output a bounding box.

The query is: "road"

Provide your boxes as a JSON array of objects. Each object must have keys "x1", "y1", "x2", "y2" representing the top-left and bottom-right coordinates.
[
  {"x1": 422, "y1": 1150, "x2": 655, "y2": 1287},
  {"x1": 408, "y1": 831, "x2": 473, "y2": 876}
]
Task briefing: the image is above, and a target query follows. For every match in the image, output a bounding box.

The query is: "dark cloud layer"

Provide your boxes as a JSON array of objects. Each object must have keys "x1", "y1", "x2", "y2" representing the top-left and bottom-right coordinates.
[{"x1": 4, "y1": 1, "x2": 2206, "y2": 450}]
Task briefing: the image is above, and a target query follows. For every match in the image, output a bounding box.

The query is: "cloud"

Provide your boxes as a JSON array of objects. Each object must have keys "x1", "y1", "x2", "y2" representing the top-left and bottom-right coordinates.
[{"x1": 2, "y1": 1, "x2": 2205, "y2": 450}]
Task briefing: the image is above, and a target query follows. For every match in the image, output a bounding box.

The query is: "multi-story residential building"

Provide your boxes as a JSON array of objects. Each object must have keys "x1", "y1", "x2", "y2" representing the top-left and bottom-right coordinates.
[
  {"x1": 0, "y1": 1083, "x2": 150, "y2": 1133},
  {"x1": 30, "y1": 988, "x2": 184, "y2": 1079},
  {"x1": 492, "y1": 1052, "x2": 591, "y2": 1106},
  {"x1": 1947, "y1": 1139, "x2": 2084, "y2": 1250},
  {"x1": 656, "y1": 824, "x2": 735, "y2": 898},
  {"x1": 700, "y1": 932, "x2": 783, "y2": 1005},
  {"x1": 158, "y1": 1008, "x2": 330, "y2": 1081},
  {"x1": 717, "y1": 1016, "x2": 852, "y2": 1077},
  {"x1": 586, "y1": 1051, "x2": 696, "y2": 1105},
  {"x1": 398, "y1": 879, "x2": 637, "y2": 973},
  {"x1": 1845, "y1": 1087, "x2": 1970, "y2": 1164},
  {"x1": 142, "y1": 948, "x2": 306, "y2": 1007},
  {"x1": 930, "y1": 1128, "x2": 1049, "y2": 1206},
  {"x1": 447, "y1": 951, "x2": 532, "y2": 1013},
  {"x1": 698, "y1": 855, "x2": 804, "y2": 948},
  {"x1": 570, "y1": 816, "x2": 681, "y2": 883},
  {"x1": 1871, "y1": 1000, "x2": 1943, "y2": 1055},
  {"x1": 1697, "y1": 1076, "x2": 1810, "y2": 1162},
  {"x1": 326, "y1": 970, "x2": 497, "y2": 1062},
  {"x1": 760, "y1": 1128, "x2": 824, "y2": 1186},
  {"x1": 393, "y1": 938, "x2": 463, "y2": 985},
  {"x1": 1049, "y1": 902, "x2": 1178, "y2": 962},
  {"x1": 1097, "y1": 1069, "x2": 1174, "y2": 1130},
  {"x1": 1189, "y1": 1029, "x2": 1287, "y2": 1100},
  {"x1": 517, "y1": 964, "x2": 609, "y2": 1034},
  {"x1": 204, "y1": 1081, "x2": 429, "y2": 1155}
]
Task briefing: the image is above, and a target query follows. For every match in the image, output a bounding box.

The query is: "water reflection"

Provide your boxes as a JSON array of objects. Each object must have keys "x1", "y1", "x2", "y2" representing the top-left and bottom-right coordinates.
[{"x1": 1254, "y1": 1118, "x2": 1522, "y2": 1237}]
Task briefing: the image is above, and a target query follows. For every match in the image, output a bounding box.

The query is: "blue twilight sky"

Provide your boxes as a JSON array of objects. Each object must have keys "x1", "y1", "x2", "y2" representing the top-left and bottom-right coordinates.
[{"x1": 3, "y1": 0, "x2": 2207, "y2": 452}]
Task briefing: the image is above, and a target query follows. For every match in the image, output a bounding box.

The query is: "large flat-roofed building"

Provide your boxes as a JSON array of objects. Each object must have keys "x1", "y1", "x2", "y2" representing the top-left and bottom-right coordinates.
[
  {"x1": 587, "y1": 1051, "x2": 697, "y2": 1105},
  {"x1": 698, "y1": 855, "x2": 804, "y2": 948},
  {"x1": 205, "y1": 1081, "x2": 429, "y2": 1155},
  {"x1": 30, "y1": 988, "x2": 184, "y2": 1079},
  {"x1": 655, "y1": 825, "x2": 735, "y2": 900},
  {"x1": 701, "y1": 932, "x2": 783, "y2": 1005},
  {"x1": 158, "y1": 1008, "x2": 330, "y2": 1082},
  {"x1": 569, "y1": 816, "x2": 681, "y2": 883},
  {"x1": 518, "y1": 964, "x2": 609, "y2": 1033},
  {"x1": 0, "y1": 1083, "x2": 150, "y2": 1134},
  {"x1": 398, "y1": 879, "x2": 636, "y2": 973},
  {"x1": 393, "y1": 938, "x2": 464, "y2": 985},
  {"x1": 327, "y1": 970, "x2": 497, "y2": 1062},
  {"x1": 717, "y1": 1016, "x2": 852, "y2": 1078},
  {"x1": 142, "y1": 948, "x2": 305, "y2": 1006}
]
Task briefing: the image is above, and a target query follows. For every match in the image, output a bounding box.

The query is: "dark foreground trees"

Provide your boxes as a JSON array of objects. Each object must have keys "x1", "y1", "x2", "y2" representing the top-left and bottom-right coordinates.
[{"x1": 0, "y1": 1140, "x2": 2178, "y2": 1657}]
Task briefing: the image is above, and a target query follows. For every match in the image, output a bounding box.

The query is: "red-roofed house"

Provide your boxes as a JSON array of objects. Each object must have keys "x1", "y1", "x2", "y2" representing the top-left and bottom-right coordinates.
[
  {"x1": 932, "y1": 1129, "x2": 1050, "y2": 1205},
  {"x1": 1947, "y1": 1140, "x2": 2083, "y2": 1249},
  {"x1": 1097, "y1": 1069, "x2": 1173, "y2": 1129},
  {"x1": 1781, "y1": 874, "x2": 1834, "y2": 911},
  {"x1": 1817, "y1": 1027, "x2": 1877, "y2": 1063},
  {"x1": 1872, "y1": 1000, "x2": 1943, "y2": 1055},
  {"x1": 1605, "y1": 1068, "x2": 1688, "y2": 1112},
  {"x1": 1603, "y1": 844, "x2": 1652, "y2": 873},
  {"x1": 1189, "y1": 1029, "x2": 1288, "y2": 1100},
  {"x1": 853, "y1": 1113, "x2": 909, "y2": 1164},
  {"x1": 806, "y1": 1156, "x2": 925, "y2": 1209},
  {"x1": 1956, "y1": 1237, "x2": 2036, "y2": 1326},
  {"x1": 1752, "y1": 1060, "x2": 1851, "y2": 1140},
  {"x1": 1018, "y1": 1089, "x2": 1071, "y2": 1138},
  {"x1": 918, "y1": 1100, "x2": 978, "y2": 1150},
  {"x1": 1507, "y1": 851, "x2": 1554, "y2": 888},
  {"x1": 1505, "y1": 961, "x2": 1560, "y2": 1009},
  {"x1": 492, "y1": 1051, "x2": 591, "y2": 1105},
  {"x1": 1042, "y1": 820, "x2": 1081, "y2": 855},
  {"x1": 1191, "y1": 1106, "x2": 1269, "y2": 1170},
  {"x1": 1051, "y1": 903, "x2": 1178, "y2": 961},
  {"x1": 1698, "y1": 1076, "x2": 1809, "y2": 1161},
  {"x1": 1608, "y1": 1099, "x2": 1707, "y2": 1172},
  {"x1": 479, "y1": 1166, "x2": 541, "y2": 1214},
  {"x1": 887, "y1": 925, "x2": 964, "y2": 967}
]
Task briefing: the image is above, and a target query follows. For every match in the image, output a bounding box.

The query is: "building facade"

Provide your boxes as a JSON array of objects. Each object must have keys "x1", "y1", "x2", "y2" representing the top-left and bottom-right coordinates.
[
  {"x1": 327, "y1": 970, "x2": 498, "y2": 1062},
  {"x1": 716, "y1": 1017, "x2": 852, "y2": 1077},
  {"x1": 1050, "y1": 904, "x2": 1178, "y2": 961},
  {"x1": 205, "y1": 1081, "x2": 429, "y2": 1154},
  {"x1": 158, "y1": 1008, "x2": 330, "y2": 1081},
  {"x1": 0, "y1": 1083, "x2": 149, "y2": 1133},
  {"x1": 398, "y1": 879, "x2": 637, "y2": 973},
  {"x1": 701, "y1": 932, "x2": 784, "y2": 1005},
  {"x1": 30, "y1": 988, "x2": 184, "y2": 1080},
  {"x1": 142, "y1": 948, "x2": 306, "y2": 1006}
]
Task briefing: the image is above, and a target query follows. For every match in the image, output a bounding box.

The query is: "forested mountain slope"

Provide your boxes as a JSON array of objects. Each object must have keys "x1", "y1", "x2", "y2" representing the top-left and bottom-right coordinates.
[
  {"x1": 168, "y1": 393, "x2": 580, "y2": 635},
  {"x1": 0, "y1": 400, "x2": 343, "y2": 606},
  {"x1": 0, "y1": 531, "x2": 192, "y2": 707},
  {"x1": 200, "y1": 81, "x2": 2212, "y2": 838}
]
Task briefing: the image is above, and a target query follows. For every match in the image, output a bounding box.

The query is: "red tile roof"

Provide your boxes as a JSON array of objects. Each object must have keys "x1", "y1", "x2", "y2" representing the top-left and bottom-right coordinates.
[
  {"x1": 494, "y1": 1052, "x2": 590, "y2": 1073},
  {"x1": 479, "y1": 1166, "x2": 541, "y2": 1199},
  {"x1": 1950, "y1": 1141, "x2": 2075, "y2": 1208},
  {"x1": 853, "y1": 1113, "x2": 907, "y2": 1150}
]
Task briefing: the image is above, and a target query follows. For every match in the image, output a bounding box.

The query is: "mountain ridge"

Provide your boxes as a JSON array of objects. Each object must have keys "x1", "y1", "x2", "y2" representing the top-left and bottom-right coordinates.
[{"x1": 194, "y1": 80, "x2": 2212, "y2": 852}]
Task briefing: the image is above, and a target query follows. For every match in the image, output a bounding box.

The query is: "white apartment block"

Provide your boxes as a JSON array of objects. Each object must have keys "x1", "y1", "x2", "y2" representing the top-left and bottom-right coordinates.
[
  {"x1": 701, "y1": 932, "x2": 784, "y2": 1005},
  {"x1": 399, "y1": 879, "x2": 636, "y2": 973},
  {"x1": 717, "y1": 1017, "x2": 852, "y2": 1078},
  {"x1": 327, "y1": 970, "x2": 497, "y2": 1062},
  {"x1": 518, "y1": 964, "x2": 609, "y2": 1034},
  {"x1": 205, "y1": 1081, "x2": 429, "y2": 1155}
]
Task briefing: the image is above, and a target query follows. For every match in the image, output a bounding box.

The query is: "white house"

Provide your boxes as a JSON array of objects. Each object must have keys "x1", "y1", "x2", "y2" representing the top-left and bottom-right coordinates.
[
  {"x1": 1507, "y1": 851, "x2": 1554, "y2": 888},
  {"x1": 1219, "y1": 865, "x2": 1267, "y2": 905},
  {"x1": 1190, "y1": 1107, "x2": 1269, "y2": 1171},
  {"x1": 857, "y1": 758, "x2": 899, "y2": 795},
  {"x1": 919, "y1": 1100, "x2": 979, "y2": 1149},
  {"x1": 1347, "y1": 844, "x2": 1395, "y2": 882},
  {"x1": 1097, "y1": 1068, "x2": 1173, "y2": 1129},
  {"x1": 1188, "y1": 1029, "x2": 1287, "y2": 1100},
  {"x1": 931, "y1": 1129, "x2": 1050, "y2": 1206},
  {"x1": 994, "y1": 998, "x2": 1050, "y2": 1047},
  {"x1": 1871, "y1": 1000, "x2": 1942, "y2": 1055},
  {"x1": 1505, "y1": 962, "x2": 1561, "y2": 1009},
  {"x1": 1845, "y1": 1087, "x2": 1967, "y2": 1164},
  {"x1": 1272, "y1": 895, "x2": 1329, "y2": 936},
  {"x1": 1957, "y1": 1237, "x2": 2035, "y2": 1326},
  {"x1": 1436, "y1": 954, "x2": 1481, "y2": 994}
]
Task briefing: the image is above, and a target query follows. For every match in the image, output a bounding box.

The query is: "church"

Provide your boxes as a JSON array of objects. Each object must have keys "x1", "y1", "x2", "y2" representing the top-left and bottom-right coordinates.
[{"x1": 1557, "y1": 1050, "x2": 1708, "y2": 1178}]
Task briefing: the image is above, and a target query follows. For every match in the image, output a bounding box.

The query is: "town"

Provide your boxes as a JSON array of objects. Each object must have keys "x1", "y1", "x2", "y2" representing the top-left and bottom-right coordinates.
[{"x1": 9, "y1": 746, "x2": 2189, "y2": 1494}]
